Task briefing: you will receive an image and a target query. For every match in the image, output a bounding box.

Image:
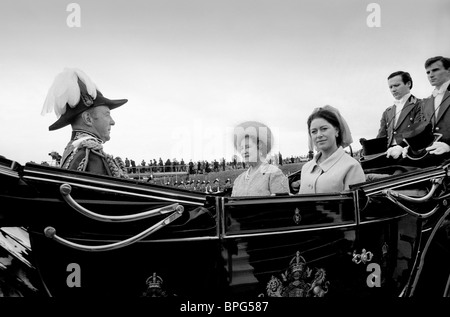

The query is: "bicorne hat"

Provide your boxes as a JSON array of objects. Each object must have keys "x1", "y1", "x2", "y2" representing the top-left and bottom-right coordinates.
[{"x1": 41, "y1": 68, "x2": 128, "y2": 131}]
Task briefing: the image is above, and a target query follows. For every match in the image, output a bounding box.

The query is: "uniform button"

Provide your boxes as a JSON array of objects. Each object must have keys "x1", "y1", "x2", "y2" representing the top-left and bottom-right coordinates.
[
  {"x1": 410, "y1": 117, "x2": 413, "y2": 120},
  {"x1": 436, "y1": 127, "x2": 440, "y2": 131},
  {"x1": 393, "y1": 131, "x2": 397, "y2": 134}
]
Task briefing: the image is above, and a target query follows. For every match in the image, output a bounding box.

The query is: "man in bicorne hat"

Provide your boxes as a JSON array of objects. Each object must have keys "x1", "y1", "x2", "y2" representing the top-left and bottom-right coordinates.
[{"x1": 41, "y1": 68, "x2": 129, "y2": 177}]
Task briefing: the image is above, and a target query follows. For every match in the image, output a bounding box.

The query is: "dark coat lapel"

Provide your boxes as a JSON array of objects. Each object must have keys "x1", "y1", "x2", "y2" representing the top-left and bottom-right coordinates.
[
  {"x1": 386, "y1": 105, "x2": 395, "y2": 128},
  {"x1": 395, "y1": 97, "x2": 415, "y2": 129},
  {"x1": 436, "y1": 88, "x2": 450, "y2": 123},
  {"x1": 423, "y1": 97, "x2": 436, "y2": 123}
]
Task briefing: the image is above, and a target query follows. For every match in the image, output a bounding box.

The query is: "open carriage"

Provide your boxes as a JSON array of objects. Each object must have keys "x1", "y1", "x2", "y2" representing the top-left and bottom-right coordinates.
[{"x1": 1, "y1": 155, "x2": 449, "y2": 297}]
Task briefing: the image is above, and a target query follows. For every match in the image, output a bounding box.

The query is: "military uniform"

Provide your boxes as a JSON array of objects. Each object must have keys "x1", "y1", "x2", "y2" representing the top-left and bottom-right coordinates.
[
  {"x1": 42, "y1": 68, "x2": 128, "y2": 178},
  {"x1": 420, "y1": 83, "x2": 450, "y2": 145},
  {"x1": 61, "y1": 130, "x2": 128, "y2": 178},
  {"x1": 377, "y1": 94, "x2": 421, "y2": 147},
  {"x1": 407, "y1": 82, "x2": 450, "y2": 166}
]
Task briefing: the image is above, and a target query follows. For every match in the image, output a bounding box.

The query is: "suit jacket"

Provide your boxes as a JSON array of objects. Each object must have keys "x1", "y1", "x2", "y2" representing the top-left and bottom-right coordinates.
[
  {"x1": 419, "y1": 84, "x2": 450, "y2": 146},
  {"x1": 377, "y1": 94, "x2": 421, "y2": 147}
]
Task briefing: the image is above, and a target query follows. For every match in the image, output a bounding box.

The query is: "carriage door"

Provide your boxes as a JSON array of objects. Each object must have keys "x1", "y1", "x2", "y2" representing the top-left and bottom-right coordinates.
[{"x1": 220, "y1": 192, "x2": 367, "y2": 297}]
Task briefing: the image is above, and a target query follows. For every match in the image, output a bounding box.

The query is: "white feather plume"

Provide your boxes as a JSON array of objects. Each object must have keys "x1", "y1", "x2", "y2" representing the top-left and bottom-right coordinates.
[{"x1": 41, "y1": 68, "x2": 98, "y2": 117}]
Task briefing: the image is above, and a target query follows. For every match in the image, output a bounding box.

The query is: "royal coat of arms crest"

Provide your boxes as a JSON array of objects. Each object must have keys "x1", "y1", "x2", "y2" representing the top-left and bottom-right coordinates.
[{"x1": 263, "y1": 251, "x2": 330, "y2": 297}]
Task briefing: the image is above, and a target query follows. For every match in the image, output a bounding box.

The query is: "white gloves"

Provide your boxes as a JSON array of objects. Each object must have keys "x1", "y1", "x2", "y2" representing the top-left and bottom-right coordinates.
[
  {"x1": 401, "y1": 146, "x2": 408, "y2": 158},
  {"x1": 386, "y1": 142, "x2": 450, "y2": 158},
  {"x1": 426, "y1": 141, "x2": 450, "y2": 155},
  {"x1": 386, "y1": 145, "x2": 404, "y2": 159}
]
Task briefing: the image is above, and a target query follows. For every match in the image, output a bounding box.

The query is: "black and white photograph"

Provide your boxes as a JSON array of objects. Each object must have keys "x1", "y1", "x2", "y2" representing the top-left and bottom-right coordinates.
[{"x1": 1, "y1": 0, "x2": 450, "y2": 306}]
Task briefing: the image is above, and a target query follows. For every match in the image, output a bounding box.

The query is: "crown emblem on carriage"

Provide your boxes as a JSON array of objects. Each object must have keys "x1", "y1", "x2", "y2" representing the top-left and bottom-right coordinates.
[
  {"x1": 288, "y1": 251, "x2": 306, "y2": 274},
  {"x1": 142, "y1": 272, "x2": 172, "y2": 297},
  {"x1": 261, "y1": 251, "x2": 330, "y2": 297},
  {"x1": 146, "y1": 272, "x2": 164, "y2": 289}
]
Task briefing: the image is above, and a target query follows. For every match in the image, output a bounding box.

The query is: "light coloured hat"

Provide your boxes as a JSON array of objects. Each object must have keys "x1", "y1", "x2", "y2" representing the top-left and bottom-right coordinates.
[{"x1": 233, "y1": 121, "x2": 274, "y2": 154}]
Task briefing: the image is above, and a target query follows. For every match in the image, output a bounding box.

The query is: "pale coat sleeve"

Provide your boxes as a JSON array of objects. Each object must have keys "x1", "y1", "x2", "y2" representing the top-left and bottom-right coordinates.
[
  {"x1": 343, "y1": 161, "x2": 366, "y2": 190},
  {"x1": 268, "y1": 169, "x2": 290, "y2": 194},
  {"x1": 230, "y1": 172, "x2": 245, "y2": 197}
]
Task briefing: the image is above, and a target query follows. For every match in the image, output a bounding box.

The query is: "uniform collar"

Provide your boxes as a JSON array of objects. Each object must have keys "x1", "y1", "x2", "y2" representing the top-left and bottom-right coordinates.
[{"x1": 71, "y1": 130, "x2": 104, "y2": 144}]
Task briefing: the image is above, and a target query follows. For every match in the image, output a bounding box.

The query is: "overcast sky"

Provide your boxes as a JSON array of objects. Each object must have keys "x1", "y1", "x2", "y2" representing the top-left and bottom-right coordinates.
[{"x1": 1, "y1": 0, "x2": 449, "y2": 165}]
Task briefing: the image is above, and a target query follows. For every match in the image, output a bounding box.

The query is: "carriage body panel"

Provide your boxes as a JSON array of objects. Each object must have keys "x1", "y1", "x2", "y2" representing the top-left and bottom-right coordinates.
[{"x1": 1, "y1": 156, "x2": 449, "y2": 297}]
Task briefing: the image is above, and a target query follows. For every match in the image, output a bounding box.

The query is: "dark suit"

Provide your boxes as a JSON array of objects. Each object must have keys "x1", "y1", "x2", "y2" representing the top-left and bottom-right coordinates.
[
  {"x1": 420, "y1": 85, "x2": 450, "y2": 146},
  {"x1": 402, "y1": 85, "x2": 450, "y2": 167},
  {"x1": 377, "y1": 94, "x2": 421, "y2": 147}
]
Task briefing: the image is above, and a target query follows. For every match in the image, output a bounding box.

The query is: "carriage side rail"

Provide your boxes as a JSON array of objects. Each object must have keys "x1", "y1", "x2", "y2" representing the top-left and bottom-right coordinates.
[
  {"x1": 60, "y1": 183, "x2": 182, "y2": 222},
  {"x1": 382, "y1": 178, "x2": 444, "y2": 219},
  {"x1": 383, "y1": 178, "x2": 442, "y2": 203},
  {"x1": 43, "y1": 206, "x2": 184, "y2": 252}
]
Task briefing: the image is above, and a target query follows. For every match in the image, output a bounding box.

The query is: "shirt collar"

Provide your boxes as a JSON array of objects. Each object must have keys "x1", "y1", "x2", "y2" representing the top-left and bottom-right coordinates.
[
  {"x1": 433, "y1": 80, "x2": 450, "y2": 96},
  {"x1": 394, "y1": 93, "x2": 411, "y2": 106}
]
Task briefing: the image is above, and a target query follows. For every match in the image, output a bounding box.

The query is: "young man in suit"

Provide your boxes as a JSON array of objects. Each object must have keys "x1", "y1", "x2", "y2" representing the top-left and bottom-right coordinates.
[
  {"x1": 420, "y1": 56, "x2": 450, "y2": 157},
  {"x1": 377, "y1": 71, "x2": 421, "y2": 159},
  {"x1": 394, "y1": 56, "x2": 450, "y2": 167}
]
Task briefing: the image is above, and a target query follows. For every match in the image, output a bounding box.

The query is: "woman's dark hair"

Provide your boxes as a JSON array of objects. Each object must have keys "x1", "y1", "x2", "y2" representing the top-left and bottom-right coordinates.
[{"x1": 307, "y1": 108, "x2": 342, "y2": 146}]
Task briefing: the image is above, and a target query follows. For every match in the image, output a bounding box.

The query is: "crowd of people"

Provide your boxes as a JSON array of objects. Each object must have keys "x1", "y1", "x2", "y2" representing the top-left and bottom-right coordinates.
[
  {"x1": 41, "y1": 55, "x2": 450, "y2": 196},
  {"x1": 147, "y1": 177, "x2": 233, "y2": 194},
  {"x1": 123, "y1": 157, "x2": 227, "y2": 174},
  {"x1": 118, "y1": 154, "x2": 306, "y2": 175}
]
